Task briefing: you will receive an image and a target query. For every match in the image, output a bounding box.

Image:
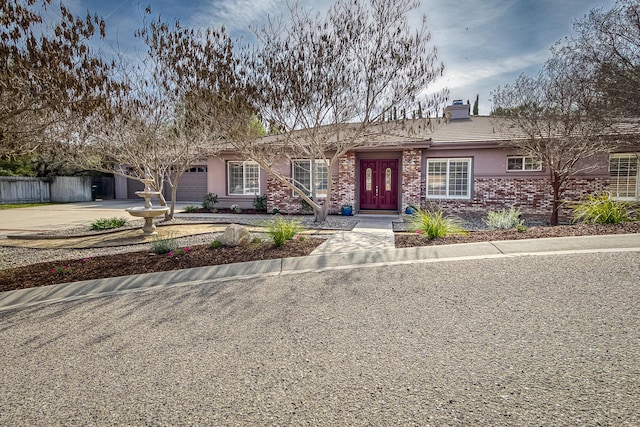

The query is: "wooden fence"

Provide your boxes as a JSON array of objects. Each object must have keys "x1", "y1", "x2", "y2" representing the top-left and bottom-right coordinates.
[{"x1": 0, "y1": 176, "x2": 97, "y2": 204}]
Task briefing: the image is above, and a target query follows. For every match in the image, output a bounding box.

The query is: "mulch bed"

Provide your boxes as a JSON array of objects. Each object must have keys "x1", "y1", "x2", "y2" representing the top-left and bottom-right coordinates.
[
  {"x1": 395, "y1": 222, "x2": 640, "y2": 247},
  {"x1": 0, "y1": 239, "x2": 323, "y2": 292}
]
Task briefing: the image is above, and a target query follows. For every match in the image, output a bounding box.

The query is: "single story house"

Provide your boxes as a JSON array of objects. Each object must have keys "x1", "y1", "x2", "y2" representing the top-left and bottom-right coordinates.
[{"x1": 115, "y1": 102, "x2": 640, "y2": 217}]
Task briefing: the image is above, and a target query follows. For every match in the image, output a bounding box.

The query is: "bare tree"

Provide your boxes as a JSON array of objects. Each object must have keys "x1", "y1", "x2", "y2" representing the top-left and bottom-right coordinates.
[
  {"x1": 570, "y1": 0, "x2": 640, "y2": 117},
  {"x1": 1, "y1": 0, "x2": 120, "y2": 158},
  {"x1": 236, "y1": 0, "x2": 447, "y2": 222},
  {"x1": 492, "y1": 47, "x2": 616, "y2": 225},
  {"x1": 81, "y1": 14, "x2": 255, "y2": 219}
]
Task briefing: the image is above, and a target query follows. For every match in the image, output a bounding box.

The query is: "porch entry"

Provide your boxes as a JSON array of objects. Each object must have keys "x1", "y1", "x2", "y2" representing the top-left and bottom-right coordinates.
[{"x1": 359, "y1": 159, "x2": 399, "y2": 210}]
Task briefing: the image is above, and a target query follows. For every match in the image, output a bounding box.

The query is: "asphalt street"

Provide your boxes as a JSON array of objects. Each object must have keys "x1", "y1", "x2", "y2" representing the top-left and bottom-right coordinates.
[{"x1": 1, "y1": 251, "x2": 638, "y2": 426}]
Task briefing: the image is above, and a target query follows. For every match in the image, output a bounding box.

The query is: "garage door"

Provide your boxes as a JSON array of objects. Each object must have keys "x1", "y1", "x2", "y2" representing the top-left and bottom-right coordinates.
[
  {"x1": 126, "y1": 178, "x2": 145, "y2": 199},
  {"x1": 166, "y1": 166, "x2": 208, "y2": 202}
]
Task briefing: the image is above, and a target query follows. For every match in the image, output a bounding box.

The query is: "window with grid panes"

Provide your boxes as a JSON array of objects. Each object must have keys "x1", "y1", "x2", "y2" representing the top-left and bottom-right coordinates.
[
  {"x1": 227, "y1": 161, "x2": 260, "y2": 195},
  {"x1": 292, "y1": 160, "x2": 328, "y2": 197},
  {"x1": 506, "y1": 156, "x2": 542, "y2": 171},
  {"x1": 426, "y1": 158, "x2": 471, "y2": 199}
]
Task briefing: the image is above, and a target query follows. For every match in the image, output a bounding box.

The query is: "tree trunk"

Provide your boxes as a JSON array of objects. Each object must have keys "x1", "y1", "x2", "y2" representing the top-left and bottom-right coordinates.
[
  {"x1": 158, "y1": 192, "x2": 174, "y2": 221},
  {"x1": 550, "y1": 181, "x2": 561, "y2": 226},
  {"x1": 169, "y1": 184, "x2": 179, "y2": 220},
  {"x1": 313, "y1": 204, "x2": 329, "y2": 222}
]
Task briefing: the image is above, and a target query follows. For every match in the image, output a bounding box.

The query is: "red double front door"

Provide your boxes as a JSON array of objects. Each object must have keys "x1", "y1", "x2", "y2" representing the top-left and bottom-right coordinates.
[{"x1": 359, "y1": 159, "x2": 399, "y2": 210}]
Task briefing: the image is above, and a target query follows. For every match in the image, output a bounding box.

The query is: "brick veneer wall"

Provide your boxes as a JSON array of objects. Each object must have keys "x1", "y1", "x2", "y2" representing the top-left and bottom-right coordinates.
[
  {"x1": 266, "y1": 152, "x2": 356, "y2": 214},
  {"x1": 425, "y1": 176, "x2": 609, "y2": 218},
  {"x1": 401, "y1": 149, "x2": 422, "y2": 211},
  {"x1": 266, "y1": 175, "x2": 342, "y2": 214}
]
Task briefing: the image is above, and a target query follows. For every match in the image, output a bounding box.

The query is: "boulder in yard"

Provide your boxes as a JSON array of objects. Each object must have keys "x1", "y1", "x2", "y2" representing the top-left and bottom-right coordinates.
[{"x1": 221, "y1": 224, "x2": 252, "y2": 247}]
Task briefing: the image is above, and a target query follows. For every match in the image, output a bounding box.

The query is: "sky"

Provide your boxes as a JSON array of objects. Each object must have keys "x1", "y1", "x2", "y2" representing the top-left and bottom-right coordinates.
[{"x1": 62, "y1": 0, "x2": 616, "y2": 115}]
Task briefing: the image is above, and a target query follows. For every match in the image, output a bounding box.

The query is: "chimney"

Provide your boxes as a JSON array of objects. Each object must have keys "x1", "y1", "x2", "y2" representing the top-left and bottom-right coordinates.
[{"x1": 444, "y1": 99, "x2": 470, "y2": 120}]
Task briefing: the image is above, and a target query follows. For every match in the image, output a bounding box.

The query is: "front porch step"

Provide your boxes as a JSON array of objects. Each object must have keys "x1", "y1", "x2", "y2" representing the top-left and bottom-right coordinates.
[{"x1": 357, "y1": 210, "x2": 399, "y2": 215}]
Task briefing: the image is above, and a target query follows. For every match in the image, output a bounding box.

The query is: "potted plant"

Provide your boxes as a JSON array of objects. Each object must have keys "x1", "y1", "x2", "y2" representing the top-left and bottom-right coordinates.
[
  {"x1": 341, "y1": 204, "x2": 353, "y2": 216},
  {"x1": 405, "y1": 205, "x2": 418, "y2": 215}
]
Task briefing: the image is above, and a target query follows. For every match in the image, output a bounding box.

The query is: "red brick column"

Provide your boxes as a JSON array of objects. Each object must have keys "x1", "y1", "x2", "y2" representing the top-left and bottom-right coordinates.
[
  {"x1": 401, "y1": 149, "x2": 422, "y2": 211},
  {"x1": 337, "y1": 151, "x2": 356, "y2": 209}
]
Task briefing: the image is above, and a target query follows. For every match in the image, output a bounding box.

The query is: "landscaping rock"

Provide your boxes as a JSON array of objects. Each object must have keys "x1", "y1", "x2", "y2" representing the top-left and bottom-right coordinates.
[{"x1": 220, "y1": 224, "x2": 252, "y2": 247}]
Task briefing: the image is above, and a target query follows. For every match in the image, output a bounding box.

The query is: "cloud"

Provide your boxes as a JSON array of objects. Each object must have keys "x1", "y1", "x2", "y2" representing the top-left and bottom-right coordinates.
[{"x1": 192, "y1": 0, "x2": 284, "y2": 34}]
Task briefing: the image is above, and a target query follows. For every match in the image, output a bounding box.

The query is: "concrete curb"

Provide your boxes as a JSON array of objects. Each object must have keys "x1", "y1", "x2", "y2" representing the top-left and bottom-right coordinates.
[{"x1": 1, "y1": 234, "x2": 639, "y2": 311}]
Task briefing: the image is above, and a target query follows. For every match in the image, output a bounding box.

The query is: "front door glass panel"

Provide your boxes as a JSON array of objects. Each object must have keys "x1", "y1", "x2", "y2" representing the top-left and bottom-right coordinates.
[{"x1": 385, "y1": 168, "x2": 392, "y2": 191}]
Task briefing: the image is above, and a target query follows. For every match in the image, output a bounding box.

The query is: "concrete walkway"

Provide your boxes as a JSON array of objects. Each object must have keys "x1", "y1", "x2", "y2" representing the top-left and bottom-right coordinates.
[{"x1": 311, "y1": 215, "x2": 398, "y2": 254}]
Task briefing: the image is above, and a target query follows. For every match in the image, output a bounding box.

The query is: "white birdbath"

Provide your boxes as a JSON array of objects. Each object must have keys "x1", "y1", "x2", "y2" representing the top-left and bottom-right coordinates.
[{"x1": 125, "y1": 178, "x2": 170, "y2": 235}]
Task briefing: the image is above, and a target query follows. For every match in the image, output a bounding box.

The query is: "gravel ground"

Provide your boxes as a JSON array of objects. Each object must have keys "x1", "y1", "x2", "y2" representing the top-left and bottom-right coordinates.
[
  {"x1": 0, "y1": 252, "x2": 638, "y2": 426},
  {"x1": 0, "y1": 215, "x2": 359, "y2": 269},
  {"x1": 0, "y1": 231, "x2": 223, "y2": 269}
]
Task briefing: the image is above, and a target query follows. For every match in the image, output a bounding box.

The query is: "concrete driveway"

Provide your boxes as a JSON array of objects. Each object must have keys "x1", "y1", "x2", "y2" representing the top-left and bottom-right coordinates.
[
  {"x1": 0, "y1": 200, "x2": 193, "y2": 236},
  {"x1": 1, "y1": 251, "x2": 638, "y2": 425}
]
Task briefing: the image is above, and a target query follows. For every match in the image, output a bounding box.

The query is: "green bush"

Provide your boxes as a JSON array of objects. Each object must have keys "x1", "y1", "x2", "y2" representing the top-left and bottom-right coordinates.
[
  {"x1": 150, "y1": 234, "x2": 179, "y2": 254},
  {"x1": 264, "y1": 215, "x2": 304, "y2": 247},
  {"x1": 483, "y1": 207, "x2": 524, "y2": 230},
  {"x1": 407, "y1": 208, "x2": 467, "y2": 239},
  {"x1": 183, "y1": 205, "x2": 199, "y2": 213},
  {"x1": 300, "y1": 198, "x2": 313, "y2": 213},
  {"x1": 251, "y1": 237, "x2": 263, "y2": 244},
  {"x1": 253, "y1": 194, "x2": 267, "y2": 211},
  {"x1": 210, "y1": 240, "x2": 223, "y2": 249},
  {"x1": 570, "y1": 192, "x2": 636, "y2": 224},
  {"x1": 202, "y1": 193, "x2": 219, "y2": 211},
  {"x1": 90, "y1": 217, "x2": 128, "y2": 230}
]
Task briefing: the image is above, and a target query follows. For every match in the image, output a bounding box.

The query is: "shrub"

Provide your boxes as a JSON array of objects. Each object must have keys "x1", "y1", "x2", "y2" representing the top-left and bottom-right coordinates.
[
  {"x1": 150, "y1": 234, "x2": 179, "y2": 254},
  {"x1": 265, "y1": 215, "x2": 304, "y2": 247},
  {"x1": 253, "y1": 194, "x2": 267, "y2": 211},
  {"x1": 407, "y1": 208, "x2": 467, "y2": 239},
  {"x1": 570, "y1": 192, "x2": 636, "y2": 224},
  {"x1": 167, "y1": 247, "x2": 189, "y2": 257},
  {"x1": 183, "y1": 205, "x2": 199, "y2": 213},
  {"x1": 483, "y1": 207, "x2": 524, "y2": 230},
  {"x1": 51, "y1": 265, "x2": 71, "y2": 275},
  {"x1": 251, "y1": 237, "x2": 263, "y2": 244},
  {"x1": 90, "y1": 217, "x2": 128, "y2": 230},
  {"x1": 202, "y1": 193, "x2": 219, "y2": 211},
  {"x1": 300, "y1": 198, "x2": 313, "y2": 213},
  {"x1": 210, "y1": 240, "x2": 223, "y2": 249},
  {"x1": 272, "y1": 207, "x2": 281, "y2": 215}
]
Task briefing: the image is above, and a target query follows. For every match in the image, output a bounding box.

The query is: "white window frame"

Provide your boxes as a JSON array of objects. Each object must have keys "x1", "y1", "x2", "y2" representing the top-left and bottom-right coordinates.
[
  {"x1": 227, "y1": 161, "x2": 260, "y2": 195},
  {"x1": 506, "y1": 155, "x2": 542, "y2": 171},
  {"x1": 609, "y1": 153, "x2": 639, "y2": 200},
  {"x1": 292, "y1": 159, "x2": 329, "y2": 198},
  {"x1": 426, "y1": 158, "x2": 472, "y2": 199}
]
